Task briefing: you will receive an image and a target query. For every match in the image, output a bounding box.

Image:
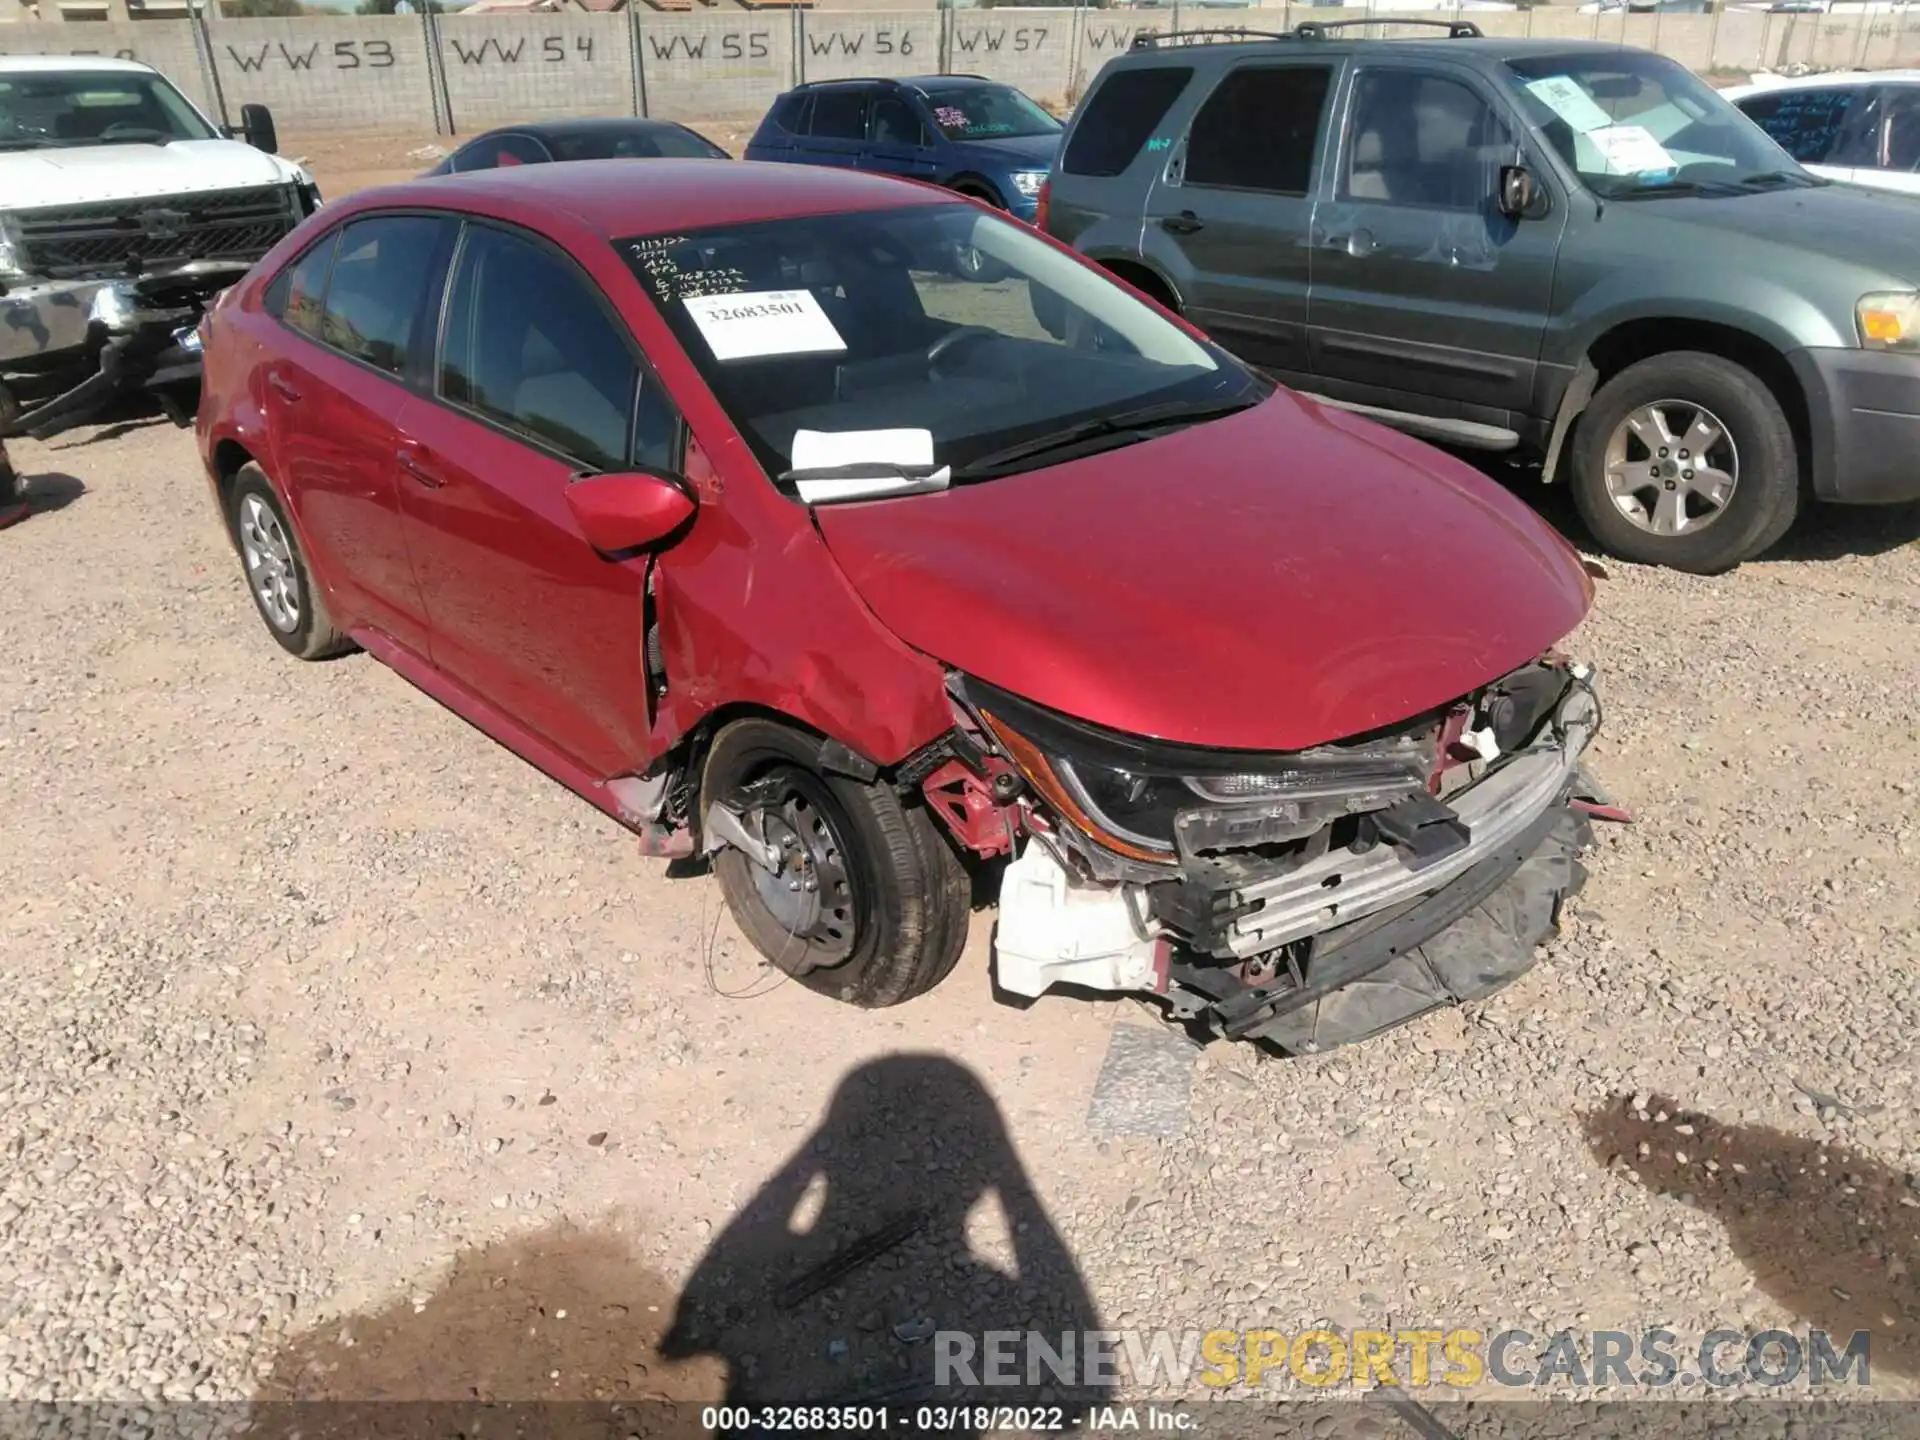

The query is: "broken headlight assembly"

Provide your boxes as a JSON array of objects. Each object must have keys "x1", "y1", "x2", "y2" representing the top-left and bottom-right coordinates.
[{"x1": 962, "y1": 679, "x2": 1436, "y2": 866}]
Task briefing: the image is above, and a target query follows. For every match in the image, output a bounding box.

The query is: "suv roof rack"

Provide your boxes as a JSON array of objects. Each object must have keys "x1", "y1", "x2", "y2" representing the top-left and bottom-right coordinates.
[
  {"x1": 1127, "y1": 17, "x2": 1482, "y2": 48},
  {"x1": 1128, "y1": 27, "x2": 1291, "y2": 49},
  {"x1": 1292, "y1": 17, "x2": 1483, "y2": 38}
]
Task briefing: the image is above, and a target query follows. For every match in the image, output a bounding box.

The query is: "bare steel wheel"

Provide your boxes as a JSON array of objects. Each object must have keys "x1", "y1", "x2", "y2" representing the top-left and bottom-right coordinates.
[
  {"x1": 1570, "y1": 351, "x2": 1800, "y2": 575},
  {"x1": 1602, "y1": 399, "x2": 1738, "y2": 537},
  {"x1": 703, "y1": 718, "x2": 970, "y2": 1008},
  {"x1": 736, "y1": 766, "x2": 860, "y2": 970}
]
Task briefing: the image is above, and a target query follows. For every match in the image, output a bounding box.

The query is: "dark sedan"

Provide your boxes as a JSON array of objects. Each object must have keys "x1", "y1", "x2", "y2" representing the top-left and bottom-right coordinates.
[{"x1": 425, "y1": 117, "x2": 728, "y2": 175}]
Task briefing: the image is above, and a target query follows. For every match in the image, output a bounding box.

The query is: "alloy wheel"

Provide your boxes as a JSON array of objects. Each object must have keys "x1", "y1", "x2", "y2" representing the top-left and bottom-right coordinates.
[
  {"x1": 1602, "y1": 399, "x2": 1740, "y2": 536},
  {"x1": 238, "y1": 493, "x2": 300, "y2": 633}
]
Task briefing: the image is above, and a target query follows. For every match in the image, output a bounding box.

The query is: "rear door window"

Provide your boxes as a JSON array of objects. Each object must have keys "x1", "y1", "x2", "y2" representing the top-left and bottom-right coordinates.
[
  {"x1": 265, "y1": 230, "x2": 339, "y2": 341},
  {"x1": 1184, "y1": 65, "x2": 1333, "y2": 194},
  {"x1": 1060, "y1": 65, "x2": 1193, "y2": 177},
  {"x1": 454, "y1": 133, "x2": 552, "y2": 171},
  {"x1": 1735, "y1": 87, "x2": 1855, "y2": 164},
  {"x1": 319, "y1": 215, "x2": 454, "y2": 375},
  {"x1": 808, "y1": 88, "x2": 869, "y2": 141}
]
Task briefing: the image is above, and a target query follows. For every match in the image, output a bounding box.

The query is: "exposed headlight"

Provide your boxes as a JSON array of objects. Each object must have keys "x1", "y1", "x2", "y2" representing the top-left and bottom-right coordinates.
[
  {"x1": 1009, "y1": 170, "x2": 1049, "y2": 199},
  {"x1": 88, "y1": 282, "x2": 138, "y2": 333},
  {"x1": 1856, "y1": 291, "x2": 1920, "y2": 350},
  {"x1": 970, "y1": 683, "x2": 1432, "y2": 865}
]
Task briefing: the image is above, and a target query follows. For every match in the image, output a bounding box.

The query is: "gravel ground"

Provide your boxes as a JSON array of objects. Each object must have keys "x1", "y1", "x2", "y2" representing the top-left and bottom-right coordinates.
[{"x1": 1, "y1": 413, "x2": 1916, "y2": 1414}]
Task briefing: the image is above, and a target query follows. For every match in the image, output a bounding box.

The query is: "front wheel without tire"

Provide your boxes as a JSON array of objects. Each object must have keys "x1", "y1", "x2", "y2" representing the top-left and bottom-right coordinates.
[
  {"x1": 1568, "y1": 351, "x2": 1800, "y2": 574},
  {"x1": 229, "y1": 462, "x2": 353, "y2": 660},
  {"x1": 703, "y1": 719, "x2": 970, "y2": 1008}
]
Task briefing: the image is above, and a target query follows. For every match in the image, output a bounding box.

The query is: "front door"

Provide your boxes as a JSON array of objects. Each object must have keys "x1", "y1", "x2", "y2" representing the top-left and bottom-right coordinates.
[
  {"x1": 1142, "y1": 60, "x2": 1338, "y2": 380},
  {"x1": 1307, "y1": 62, "x2": 1564, "y2": 426},
  {"x1": 393, "y1": 219, "x2": 683, "y2": 779},
  {"x1": 259, "y1": 213, "x2": 454, "y2": 657},
  {"x1": 861, "y1": 92, "x2": 938, "y2": 180}
]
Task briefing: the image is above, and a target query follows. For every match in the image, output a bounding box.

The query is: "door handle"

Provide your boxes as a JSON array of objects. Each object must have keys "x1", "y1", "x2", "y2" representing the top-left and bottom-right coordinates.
[
  {"x1": 1161, "y1": 210, "x2": 1205, "y2": 235},
  {"x1": 266, "y1": 372, "x2": 301, "y2": 402},
  {"x1": 396, "y1": 445, "x2": 444, "y2": 489},
  {"x1": 1325, "y1": 229, "x2": 1377, "y2": 258}
]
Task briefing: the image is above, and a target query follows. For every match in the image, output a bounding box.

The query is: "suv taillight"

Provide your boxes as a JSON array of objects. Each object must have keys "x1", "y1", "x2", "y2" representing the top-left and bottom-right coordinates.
[{"x1": 1034, "y1": 177, "x2": 1051, "y2": 233}]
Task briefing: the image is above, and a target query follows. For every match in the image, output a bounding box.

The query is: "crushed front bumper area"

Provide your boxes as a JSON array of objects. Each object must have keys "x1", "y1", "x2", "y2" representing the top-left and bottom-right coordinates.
[
  {"x1": 992, "y1": 666, "x2": 1606, "y2": 1050},
  {"x1": 1, "y1": 268, "x2": 234, "y2": 440}
]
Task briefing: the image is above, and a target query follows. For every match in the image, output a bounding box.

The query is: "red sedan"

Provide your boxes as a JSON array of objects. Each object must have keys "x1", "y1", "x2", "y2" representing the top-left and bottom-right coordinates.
[{"x1": 197, "y1": 159, "x2": 1612, "y2": 1051}]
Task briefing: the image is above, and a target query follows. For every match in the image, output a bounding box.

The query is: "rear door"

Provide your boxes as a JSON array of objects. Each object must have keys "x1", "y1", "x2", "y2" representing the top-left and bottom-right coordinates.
[
  {"x1": 1046, "y1": 63, "x2": 1196, "y2": 249},
  {"x1": 861, "y1": 90, "x2": 938, "y2": 180},
  {"x1": 392, "y1": 219, "x2": 684, "y2": 778},
  {"x1": 258, "y1": 213, "x2": 456, "y2": 656},
  {"x1": 1307, "y1": 60, "x2": 1564, "y2": 426},
  {"x1": 792, "y1": 84, "x2": 872, "y2": 170},
  {"x1": 1142, "y1": 59, "x2": 1339, "y2": 381}
]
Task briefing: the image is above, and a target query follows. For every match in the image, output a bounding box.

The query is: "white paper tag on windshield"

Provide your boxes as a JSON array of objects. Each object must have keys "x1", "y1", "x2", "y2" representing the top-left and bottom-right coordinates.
[
  {"x1": 1525, "y1": 76, "x2": 1615, "y2": 134},
  {"x1": 791, "y1": 427, "x2": 935, "y2": 472},
  {"x1": 1588, "y1": 124, "x2": 1676, "y2": 176},
  {"x1": 682, "y1": 289, "x2": 846, "y2": 362}
]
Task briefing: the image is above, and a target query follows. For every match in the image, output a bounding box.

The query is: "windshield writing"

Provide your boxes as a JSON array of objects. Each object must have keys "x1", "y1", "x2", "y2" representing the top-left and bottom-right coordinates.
[
  {"x1": 1505, "y1": 52, "x2": 1807, "y2": 197},
  {"x1": 620, "y1": 203, "x2": 1257, "y2": 487},
  {"x1": 916, "y1": 84, "x2": 1062, "y2": 141}
]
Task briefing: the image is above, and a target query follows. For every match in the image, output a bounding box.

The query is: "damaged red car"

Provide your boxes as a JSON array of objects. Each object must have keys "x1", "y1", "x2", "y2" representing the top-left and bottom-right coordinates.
[{"x1": 197, "y1": 160, "x2": 1614, "y2": 1051}]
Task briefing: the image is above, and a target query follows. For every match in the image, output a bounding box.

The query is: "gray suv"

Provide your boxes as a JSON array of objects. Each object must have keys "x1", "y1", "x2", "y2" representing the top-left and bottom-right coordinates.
[{"x1": 1043, "y1": 26, "x2": 1920, "y2": 572}]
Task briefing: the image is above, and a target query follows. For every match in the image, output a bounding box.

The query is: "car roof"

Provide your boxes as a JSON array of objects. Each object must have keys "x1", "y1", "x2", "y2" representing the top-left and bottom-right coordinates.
[
  {"x1": 797, "y1": 73, "x2": 1001, "y2": 91},
  {"x1": 1106, "y1": 34, "x2": 1680, "y2": 65},
  {"x1": 473, "y1": 116, "x2": 701, "y2": 140},
  {"x1": 1722, "y1": 69, "x2": 1920, "y2": 98},
  {"x1": 371, "y1": 157, "x2": 945, "y2": 237},
  {"x1": 0, "y1": 55, "x2": 158, "y2": 76}
]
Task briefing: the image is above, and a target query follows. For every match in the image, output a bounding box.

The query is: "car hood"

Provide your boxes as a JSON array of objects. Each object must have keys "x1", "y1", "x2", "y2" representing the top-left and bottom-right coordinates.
[
  {"x1": 1624, "y1": 181, "x2": 1920, "y2": 286},
  {"x1": 949, "y1": 132, "x2": 1061, "y2": 170},
  {"x1": 0, "y1": 140, "x2": 305, "y2": 211},
  {"x1": 812, "y1": 391, "x2": 1593, "y2": 752}
]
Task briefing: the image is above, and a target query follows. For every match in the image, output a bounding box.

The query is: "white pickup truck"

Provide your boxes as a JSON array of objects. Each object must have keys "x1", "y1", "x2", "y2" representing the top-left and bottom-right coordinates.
[{"x1": 0, "y1": 55, "x2": 319, "y2": 439}]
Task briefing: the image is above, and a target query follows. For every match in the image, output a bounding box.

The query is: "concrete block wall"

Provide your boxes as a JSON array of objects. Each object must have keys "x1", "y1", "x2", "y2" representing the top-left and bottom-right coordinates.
[
  {"x1": 0, "y1": 19, "x2": 215, "y2": 112},
  {"x1": 435, "y1": 12, "x2": 633, "y2": 128},
  {"x1": 6, "y1": 6, "x2": 1920, "y2": 137},
  {"x1": 637, "y1": 12, "x2": 792, "y2": 119},
  {"x1": 202, "y1": 16, "x2": 437, "y2": 130}
]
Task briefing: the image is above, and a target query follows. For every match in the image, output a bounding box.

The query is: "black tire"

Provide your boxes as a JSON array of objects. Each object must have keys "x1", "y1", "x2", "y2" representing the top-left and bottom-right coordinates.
[
  {"x1": 703, "y1": 719, "x2": 970, "y2": 1008},
  {"x1": 1249, "y1": 808, "x2": 1592, "y2": 1054},
  {"x1": 228, "y1": 462, "x2": 353, "y2": 660},
  {"x1": 1568, "y1": 351, "x2": 1800, "y2": 574}
]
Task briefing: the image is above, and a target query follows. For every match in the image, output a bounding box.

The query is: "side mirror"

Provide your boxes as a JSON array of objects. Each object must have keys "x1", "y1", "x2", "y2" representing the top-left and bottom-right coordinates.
[
  {"x1": 237, "y1": 103, "x2": 278, "y2": 155},
  {"x1": 1498, "y1": 164, "x2": 1540, "y2": 220},
  {"x1": 566, "y1": 471, "x2": 696, "y2": 556}
]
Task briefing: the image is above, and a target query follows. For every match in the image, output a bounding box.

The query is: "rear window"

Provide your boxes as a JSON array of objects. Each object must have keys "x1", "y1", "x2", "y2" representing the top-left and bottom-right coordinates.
[
  {"x1": 769, "y1": 93, "x2": 808, "y2": 134},
  {"x1": 1061, "y1": 65, "x2": 1193, "y2": 177},
  {"x1": 1185, "y1": 65, "x2": 1332, "y2": 194},
  {"x1": 1734, "y1": 87, "x2": 1854, "y2": 164}
]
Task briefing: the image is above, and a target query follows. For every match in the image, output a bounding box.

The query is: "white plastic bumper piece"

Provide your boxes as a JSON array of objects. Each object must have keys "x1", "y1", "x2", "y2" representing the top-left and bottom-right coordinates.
[{"x1": 992, "y1": 839, "x2": 1163, "y2": 1000}]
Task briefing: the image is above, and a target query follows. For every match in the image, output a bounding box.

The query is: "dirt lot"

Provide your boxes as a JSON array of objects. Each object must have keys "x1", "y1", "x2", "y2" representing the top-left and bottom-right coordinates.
[{"x1": 1, "y1": 134, "x2": 1918, "y2": 1415}]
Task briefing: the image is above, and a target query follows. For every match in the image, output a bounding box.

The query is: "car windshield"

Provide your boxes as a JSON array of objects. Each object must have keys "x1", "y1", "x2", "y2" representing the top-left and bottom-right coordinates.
[
  {"x1": 914, "y1": 83, "x2": 1062, "y2": 141},
  {"x1": 547, "y1": 126, "x2": 728, "y2": 162},
  {"x1": 1505, "y1": 52, "x2": 1813, "y2": 198},
  {"x1": 622, "y1": 202, "x2": 1258, "y2": 488},
  {"x1": 0, "y1": 69, "x2": 215, "y2": 150}
]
